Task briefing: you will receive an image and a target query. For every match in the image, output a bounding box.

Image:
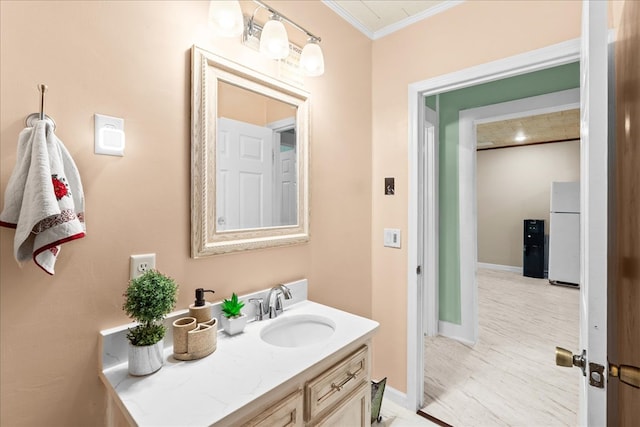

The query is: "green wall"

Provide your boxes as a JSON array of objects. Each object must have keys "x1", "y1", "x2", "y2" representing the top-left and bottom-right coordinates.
[{"x1": 426, "y1": 62, "x2": 580, "y2": 324}]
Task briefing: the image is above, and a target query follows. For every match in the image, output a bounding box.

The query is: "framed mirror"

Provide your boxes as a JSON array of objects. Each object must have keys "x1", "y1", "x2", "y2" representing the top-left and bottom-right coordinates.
[{"x1": 191, "y1": 46, "x2": 310, "y2": 257}]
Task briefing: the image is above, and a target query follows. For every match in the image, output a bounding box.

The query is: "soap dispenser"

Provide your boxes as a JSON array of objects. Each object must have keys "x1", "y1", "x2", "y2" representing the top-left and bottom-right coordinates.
[{"x1": 189, "y1": 288, "x2": 215, "y2": 324}]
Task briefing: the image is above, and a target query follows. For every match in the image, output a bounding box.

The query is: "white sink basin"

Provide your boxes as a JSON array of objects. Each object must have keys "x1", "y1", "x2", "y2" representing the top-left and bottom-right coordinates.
[{"x1": 260, "y1": 314, "x2": 336, "y2": 348}]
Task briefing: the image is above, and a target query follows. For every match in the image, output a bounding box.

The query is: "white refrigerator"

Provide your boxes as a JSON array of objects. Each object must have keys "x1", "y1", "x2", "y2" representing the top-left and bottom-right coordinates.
[{"x1": 548, "y1": 182, "x2": 580, "y2": 286}]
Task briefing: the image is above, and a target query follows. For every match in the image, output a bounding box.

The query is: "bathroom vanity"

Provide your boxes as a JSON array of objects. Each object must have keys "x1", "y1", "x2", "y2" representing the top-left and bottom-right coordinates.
[
  {"x1": 99, "y1": 280, "x2": 379, "y2": 426},
  {"x1": 229, "y1": 342, "x2": 371, "y2": 426}
]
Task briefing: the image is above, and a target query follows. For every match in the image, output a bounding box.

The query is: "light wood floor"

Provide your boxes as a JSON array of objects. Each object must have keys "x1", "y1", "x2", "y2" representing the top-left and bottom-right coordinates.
[{"x1": 422, "y1": 268, "x2": 580, "y2": 426}]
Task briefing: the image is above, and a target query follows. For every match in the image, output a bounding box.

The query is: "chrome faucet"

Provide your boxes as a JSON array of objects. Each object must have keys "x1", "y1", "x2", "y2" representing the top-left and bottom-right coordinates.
[
  {"x1": 265, "y1": 284, "x2": 293, "y2": 319},
  {"x1": 248, "y1": 284, "x2": 293, "y2": 321}
]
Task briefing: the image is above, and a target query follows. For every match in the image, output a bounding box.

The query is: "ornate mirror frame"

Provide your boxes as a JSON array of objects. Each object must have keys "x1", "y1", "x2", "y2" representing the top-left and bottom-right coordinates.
[{"x1": 191, "y1": 46, "x2": 310, "y2": 257}]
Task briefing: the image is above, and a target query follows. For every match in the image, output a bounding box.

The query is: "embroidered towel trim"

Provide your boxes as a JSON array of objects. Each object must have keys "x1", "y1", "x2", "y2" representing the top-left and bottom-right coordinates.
[{"x1": 0, "y1": 120, "x2": 85, "y2": 274}]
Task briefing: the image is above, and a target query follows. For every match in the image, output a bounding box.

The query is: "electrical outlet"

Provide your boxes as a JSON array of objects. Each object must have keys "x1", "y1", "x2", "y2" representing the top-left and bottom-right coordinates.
[{"x1": 130, "y1": 253, "x2": 156, "y2": 279}]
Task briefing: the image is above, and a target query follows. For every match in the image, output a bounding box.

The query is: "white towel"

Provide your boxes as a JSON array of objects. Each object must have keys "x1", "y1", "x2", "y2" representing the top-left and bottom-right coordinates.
[{"x1": 0, "y1": 120, "x2": 85, "y2": 274}]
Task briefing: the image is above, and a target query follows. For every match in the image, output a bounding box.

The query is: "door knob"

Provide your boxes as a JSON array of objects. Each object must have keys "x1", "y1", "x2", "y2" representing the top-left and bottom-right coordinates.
[
  {"x1": 556, "y1": 347, "x2": 586, "y2": 375},
  {"x1": 610, "y1": 364, "x2": 640, "y2": 389},
  {"x1": 557, "y1": 347, "x2": 640, "y2": 389}
]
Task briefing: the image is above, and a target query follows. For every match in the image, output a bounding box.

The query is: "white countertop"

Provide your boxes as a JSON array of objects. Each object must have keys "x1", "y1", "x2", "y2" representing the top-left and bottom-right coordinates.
[{"x1": 100, "y1": 300, "x2": 379, "y2": 426}]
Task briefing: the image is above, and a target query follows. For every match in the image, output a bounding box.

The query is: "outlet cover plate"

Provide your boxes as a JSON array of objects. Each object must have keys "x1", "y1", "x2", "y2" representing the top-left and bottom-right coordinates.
[{"x1": 130, "y1": 253, "x2": 156, "y2": 279}]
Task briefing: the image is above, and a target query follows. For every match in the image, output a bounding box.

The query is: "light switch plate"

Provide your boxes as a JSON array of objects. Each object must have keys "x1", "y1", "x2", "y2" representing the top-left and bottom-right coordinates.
[
  {"x1": 385, "y1": 177, "x2": 395, "y2": 195},
  {"x1": 384, "y1": 228, "x2": 401, "y2": 248}
]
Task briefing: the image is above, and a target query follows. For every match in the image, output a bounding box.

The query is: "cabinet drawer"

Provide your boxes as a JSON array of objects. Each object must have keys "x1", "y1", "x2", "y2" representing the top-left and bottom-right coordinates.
[
  {"x1": 305, "y1": 345, "x2": 368, "y2": 421},
  {"x1": 242, "y1": 389, "x2": 303, "y2": 427},
  {"x1": 311, "y1": 382, "x2": 370, "y2": 427}
]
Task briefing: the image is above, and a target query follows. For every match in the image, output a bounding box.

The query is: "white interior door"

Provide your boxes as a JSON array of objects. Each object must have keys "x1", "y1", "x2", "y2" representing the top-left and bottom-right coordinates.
[
  {"x1": 217, "y1": 117, "x2": 273, "y2": 230},
  {"x1": 577, "y1": 0, "x2": 609, "y2": 424},
  {"x1": 278, "y1": 149, "x2": 297, "y2": 226}
]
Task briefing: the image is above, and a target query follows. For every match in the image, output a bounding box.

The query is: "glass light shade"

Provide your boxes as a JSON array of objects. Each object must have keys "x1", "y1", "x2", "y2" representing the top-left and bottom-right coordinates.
[
  {"x1": 300, "y1": 40, "x2": 325, "y2": 76},
  {"x1": 209, "y1": 1, "x2": 244, "y2": 38},
  {"x1": 259, "y1": 18, "x2": 289, "y2": 60}
]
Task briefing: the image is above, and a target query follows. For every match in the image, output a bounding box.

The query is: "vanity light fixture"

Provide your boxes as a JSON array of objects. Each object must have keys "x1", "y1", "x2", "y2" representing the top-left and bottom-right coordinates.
[
  {"x1": 259, "y1": 15, "x2": 289, "y2": 59},
  {"x1": 300, "y1": 37, "x2": 325, "y2": 76},
  {"x1": 208, "y1": 0, "x2": 244, "y2": 38},
  {"x1": 232, "y1": 0, "x2": 325, "y2": 76}
]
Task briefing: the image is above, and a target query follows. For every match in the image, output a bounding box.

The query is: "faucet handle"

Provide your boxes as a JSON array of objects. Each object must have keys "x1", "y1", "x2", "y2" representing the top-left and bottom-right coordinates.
[{"x1": 248, "y1": 298, "x2": 264, "y2": 321}]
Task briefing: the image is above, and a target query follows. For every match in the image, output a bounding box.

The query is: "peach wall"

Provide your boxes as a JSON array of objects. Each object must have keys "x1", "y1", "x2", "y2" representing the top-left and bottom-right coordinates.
[
  {"x1": 218, "y1": 82, "x2": 269, "y2": 126},
  {"x1": 0, "y1": 1, "x2": 371, "y2": 425},
  {"x1": 371, "y1": 0, "x2": 582, "y2": 393},
  {"x1": 218, "y1": 82, "x2": 296, "y2": 126}
]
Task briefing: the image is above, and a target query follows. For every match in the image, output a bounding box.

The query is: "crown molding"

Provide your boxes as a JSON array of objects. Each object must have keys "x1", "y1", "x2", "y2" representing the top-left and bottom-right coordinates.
[{"x1": 321, "y1": 0, "x2": 375, "y2": 39}]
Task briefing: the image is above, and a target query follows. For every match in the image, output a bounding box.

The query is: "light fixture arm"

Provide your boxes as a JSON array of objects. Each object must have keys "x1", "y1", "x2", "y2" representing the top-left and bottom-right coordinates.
[
  {"x1": 252, "y1": 0, "x2": 321, "y2": 42},
  {"x1": 247, "y1": 5, "x2": 262, "y2": 37}
]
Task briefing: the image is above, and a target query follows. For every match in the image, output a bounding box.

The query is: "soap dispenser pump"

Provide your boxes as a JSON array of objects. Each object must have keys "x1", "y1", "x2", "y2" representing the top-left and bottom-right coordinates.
[{"x1": 189, "y1": 288, "x2": 215, "y2": 323}]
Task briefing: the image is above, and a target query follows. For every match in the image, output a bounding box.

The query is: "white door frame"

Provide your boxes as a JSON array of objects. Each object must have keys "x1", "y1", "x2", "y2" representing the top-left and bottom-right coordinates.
[
  {"x1": 451, "y1": 88, "x2": 581, "y2": 345},
  {"x1": 421, "y1": 106, "x2": 439, "y2": 339},
  {"x1": 579, "y1": 0, "x2": 609, "y2": 422},
  {"x1": 406, "y1": 38, "x2": 581, "y2": 411}
]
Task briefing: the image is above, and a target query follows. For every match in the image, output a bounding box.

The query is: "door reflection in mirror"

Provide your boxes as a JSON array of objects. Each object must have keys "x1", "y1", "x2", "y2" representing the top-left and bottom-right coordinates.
[{"x1": 217, "y1": 81, "x2": 297, "y2": 231}]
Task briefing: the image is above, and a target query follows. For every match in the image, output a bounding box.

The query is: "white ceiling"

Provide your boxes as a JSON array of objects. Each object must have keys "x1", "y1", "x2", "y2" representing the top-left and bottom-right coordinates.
[{"x1": 322, "y1": 0, "x2": 464, "y2": 40}]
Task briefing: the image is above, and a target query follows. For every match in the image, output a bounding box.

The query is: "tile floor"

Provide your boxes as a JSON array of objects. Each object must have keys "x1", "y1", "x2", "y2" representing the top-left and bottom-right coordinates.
[{"x1": 421, "y1": 268, "x2": 579, "y2": 426}]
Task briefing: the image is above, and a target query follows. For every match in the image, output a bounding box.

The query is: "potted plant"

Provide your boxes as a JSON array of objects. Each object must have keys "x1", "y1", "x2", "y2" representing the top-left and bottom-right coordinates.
[
  {"x1": 123, "y1": 270, "x2": 178, "y2": 376},
  {"x1": 220, "y1": 293, "x2": 247, "y2": 335}
]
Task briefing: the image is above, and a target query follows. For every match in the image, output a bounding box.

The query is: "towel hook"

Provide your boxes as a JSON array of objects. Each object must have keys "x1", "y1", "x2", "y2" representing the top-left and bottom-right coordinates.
[{"x1": 25, "y1": 84, "x2": 56, "y2": 130}]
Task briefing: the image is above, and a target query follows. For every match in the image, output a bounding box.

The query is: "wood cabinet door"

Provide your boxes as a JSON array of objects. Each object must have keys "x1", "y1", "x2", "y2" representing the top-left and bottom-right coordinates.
[
  {"x1": 242, "y1": 390, "x2": 303, "y2": 427},
  {"x1": 311, "y1": 383, "x2": 370, "y2": 427}
]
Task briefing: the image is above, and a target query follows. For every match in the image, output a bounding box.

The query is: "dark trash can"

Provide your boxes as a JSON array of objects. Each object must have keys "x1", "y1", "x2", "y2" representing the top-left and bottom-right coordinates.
[{"x1": 371, "y1": 377, "x2": 387, "y2": 423}]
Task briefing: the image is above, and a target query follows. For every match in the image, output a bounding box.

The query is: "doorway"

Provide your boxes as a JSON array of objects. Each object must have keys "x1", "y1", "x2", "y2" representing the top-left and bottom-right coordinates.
[
  {"x1": 268, "y1": 118, "x2": 297, "y2": 227},
  {"x1": 421, "y1": 89, "x2": 582, "y2": 424},
  {"x1": 408, "y1": 3, "x2": 611, "y2": 424},
  {"x1": 405, "y1": 39, "x2": 582, "y2": 411}
]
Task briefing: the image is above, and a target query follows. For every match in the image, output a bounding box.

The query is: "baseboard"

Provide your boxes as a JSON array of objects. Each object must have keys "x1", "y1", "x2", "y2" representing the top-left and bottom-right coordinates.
[
  {"x1": 477, "y1": 262, "x2": 522, "y2": 274},
  {"x1": 438, "y1": 321, "x2": 476, "y2": 346},
  {"x1": 382, "y1": 385, "x2": 408, "y2": 408}
]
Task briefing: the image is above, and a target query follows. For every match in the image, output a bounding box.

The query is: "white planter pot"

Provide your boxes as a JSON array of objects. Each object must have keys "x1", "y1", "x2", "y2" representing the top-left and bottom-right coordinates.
[
  {"x1": 128, "y1": 339, "x2": 164, "y2": 376},
  {"x1": 220, "y1": 314, "x2": 247, "y2": 335}
]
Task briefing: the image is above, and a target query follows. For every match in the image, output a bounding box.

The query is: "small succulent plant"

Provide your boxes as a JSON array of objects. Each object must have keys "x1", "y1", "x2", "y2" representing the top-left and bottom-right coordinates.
[{"x1": 221, "y1": 293, "x2": 245, "y2": 319}]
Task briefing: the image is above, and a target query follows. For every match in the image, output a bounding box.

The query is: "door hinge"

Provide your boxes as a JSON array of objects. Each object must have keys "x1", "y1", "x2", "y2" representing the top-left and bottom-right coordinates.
[{"x1": 416, "y1": 265, "x2": 422, "y2": 275}]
